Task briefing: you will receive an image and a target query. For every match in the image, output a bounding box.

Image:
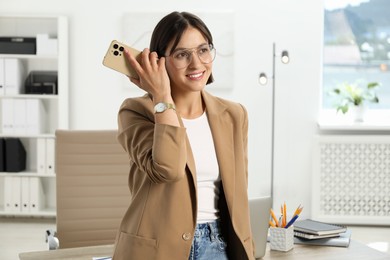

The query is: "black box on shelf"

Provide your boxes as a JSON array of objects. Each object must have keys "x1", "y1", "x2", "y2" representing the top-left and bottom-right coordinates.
[
  {"x1": 0, "y1": 37, "x2": 36, "y2": 55},
  {"x1": 25, "y1": 71, "x2": 58, "y2": 94},
  {"x1": 0, "y1": 138, "x2": 5, "y2": 172},
  {"x1": 5, "y1": 138, "x2": 26, "y2": 172}
]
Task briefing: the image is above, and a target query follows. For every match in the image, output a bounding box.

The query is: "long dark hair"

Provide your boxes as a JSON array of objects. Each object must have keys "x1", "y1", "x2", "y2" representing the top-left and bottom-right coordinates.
[{"x1": 150, "y1": 11, "x2": 214, "y2": 84}]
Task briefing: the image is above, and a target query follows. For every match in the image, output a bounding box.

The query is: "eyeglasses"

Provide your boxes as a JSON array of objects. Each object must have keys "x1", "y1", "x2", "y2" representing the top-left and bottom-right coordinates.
[{"x1": 168, "y1": 44, "x2": 216, "y2": 69}]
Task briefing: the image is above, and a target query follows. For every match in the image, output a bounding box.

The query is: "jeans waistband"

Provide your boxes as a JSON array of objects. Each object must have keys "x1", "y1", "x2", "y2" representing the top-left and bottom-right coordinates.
[{"x1": 194, "y1": 220, "x2": 221, "y2": 238}]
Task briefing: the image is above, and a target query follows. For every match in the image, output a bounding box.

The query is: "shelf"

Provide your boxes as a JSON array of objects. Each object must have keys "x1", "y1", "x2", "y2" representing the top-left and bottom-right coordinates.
[
  {"x1": 0, "y1": 94, "x2": 58, "y2": 100},
  {"x1": 0, "y1": 54, "x2": 57, "y2": 59},
  {"x1": 318, "y1": 109, "x2": 390, "y2": 131},
  {"x1": 0, "y1": 172, "x2": 56, "y2": 177},
  {"x1": 0, "y1": 208, "x2": 56, "y2": 217},
  {"x1": 0, "y1": 133, "x2": 55, "y2": 138},
  {"x1": 318, "y1": 122, "x2": 390, "y2": 131}
]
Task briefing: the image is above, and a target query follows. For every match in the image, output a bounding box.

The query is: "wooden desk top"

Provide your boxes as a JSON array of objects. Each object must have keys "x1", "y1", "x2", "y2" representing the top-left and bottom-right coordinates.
[
  {"x1": 263, "y1": 240, "x2": 390, "y2": 260},
  {"x1": 19, "y1": 244, "x2": 113, "y2": 260},
  {"x1": 19, "y1": 241, "x2": 390, "y2": 260}
]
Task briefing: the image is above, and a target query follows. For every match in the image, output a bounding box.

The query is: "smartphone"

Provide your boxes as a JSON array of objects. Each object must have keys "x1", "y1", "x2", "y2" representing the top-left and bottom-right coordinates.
[{"x1": 102, "y1": 40, "x2": 141, "y2": 78}]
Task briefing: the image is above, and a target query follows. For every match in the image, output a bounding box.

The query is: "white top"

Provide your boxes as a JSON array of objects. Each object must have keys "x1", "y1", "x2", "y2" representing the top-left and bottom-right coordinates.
[{"x1": 182, "y1": 112, "x2": 220, "y2": 223}]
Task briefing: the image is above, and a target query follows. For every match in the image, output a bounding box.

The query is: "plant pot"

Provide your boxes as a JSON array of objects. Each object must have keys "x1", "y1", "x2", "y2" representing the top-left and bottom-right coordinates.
[{"x1": 350, "y1": 105, "x2": 366, "y2": 122}]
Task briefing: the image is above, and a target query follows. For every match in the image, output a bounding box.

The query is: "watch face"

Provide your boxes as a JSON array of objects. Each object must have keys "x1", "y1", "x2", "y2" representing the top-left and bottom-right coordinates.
[{"x1": 155, "y1": 103, "x2": 167, "y2": 113}]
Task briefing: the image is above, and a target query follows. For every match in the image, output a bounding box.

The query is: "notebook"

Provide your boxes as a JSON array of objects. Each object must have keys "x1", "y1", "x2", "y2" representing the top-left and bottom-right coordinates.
[
  {"x1": 294, "y1": 229, "x2": 352, "y2": 247},
  {"x1": 249, "y1": 196, "x2": 272, "y2": 259},
  {"x1": 293, "y1": 219, "x2": 347, "y2": 236},
  {"x1": 294, "y1": 230, "x2": 340, "y2": 240}
]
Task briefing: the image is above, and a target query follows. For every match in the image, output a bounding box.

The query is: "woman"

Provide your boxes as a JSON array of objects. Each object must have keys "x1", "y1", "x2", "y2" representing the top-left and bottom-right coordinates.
[{"x1": 113, "y1": 11, "x2": 254, "y2": 260}]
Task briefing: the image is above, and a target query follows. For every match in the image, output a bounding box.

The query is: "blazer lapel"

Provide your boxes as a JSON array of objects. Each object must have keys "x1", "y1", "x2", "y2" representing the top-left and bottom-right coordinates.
[
  {"x1": 202, "y1": 91, "x2": 236, "y2": 210},
  {"x1": 177, "y1": 116, "x2": 197, "y2": 190}
]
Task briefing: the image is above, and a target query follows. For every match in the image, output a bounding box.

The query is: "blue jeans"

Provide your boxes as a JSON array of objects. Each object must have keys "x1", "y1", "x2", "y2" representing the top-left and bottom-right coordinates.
[{"x1": 188, "y1": 220, "x2": 229, "y2": 260}]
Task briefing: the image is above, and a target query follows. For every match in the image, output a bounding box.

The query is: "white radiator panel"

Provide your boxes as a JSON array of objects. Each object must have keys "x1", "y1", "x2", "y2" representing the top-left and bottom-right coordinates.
[{"x1": 312, "y1": 135, "x2": 390, "y2": 225}]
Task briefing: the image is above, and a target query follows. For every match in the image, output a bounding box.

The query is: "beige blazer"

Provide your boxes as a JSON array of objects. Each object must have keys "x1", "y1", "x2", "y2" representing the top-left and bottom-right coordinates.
[{"x1": 113, "y1": 90, "x2": 254, "y2": 260}]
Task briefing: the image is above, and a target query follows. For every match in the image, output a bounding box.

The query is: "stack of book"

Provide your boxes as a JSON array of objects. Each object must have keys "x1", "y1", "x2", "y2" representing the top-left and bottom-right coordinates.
[{"x1": 293, "y1": 219, "x2": 351, "y2": 247}]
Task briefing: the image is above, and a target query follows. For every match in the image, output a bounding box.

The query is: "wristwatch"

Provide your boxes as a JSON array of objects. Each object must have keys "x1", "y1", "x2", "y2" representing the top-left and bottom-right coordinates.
[{"x1": 154, "y1": 102, "x2": 176, "y2": 113}]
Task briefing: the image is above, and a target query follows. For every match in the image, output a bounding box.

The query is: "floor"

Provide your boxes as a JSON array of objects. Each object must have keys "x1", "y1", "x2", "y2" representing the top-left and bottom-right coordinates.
[
  {"x1": 1, "y1": 217, "x2": 390, "y2": 260},
  {"x1": 0, "y1": 217, "x2": 56, "y2": 260}
]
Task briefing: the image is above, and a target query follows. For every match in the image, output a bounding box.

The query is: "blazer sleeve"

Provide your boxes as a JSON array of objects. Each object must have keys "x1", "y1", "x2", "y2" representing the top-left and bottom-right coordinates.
[
  {"x1": 117, "y1": 97, "x2": 188, "y2": 183},
  {"x1": 240, "y1": 103, "x2": 249, "y2": 184}
]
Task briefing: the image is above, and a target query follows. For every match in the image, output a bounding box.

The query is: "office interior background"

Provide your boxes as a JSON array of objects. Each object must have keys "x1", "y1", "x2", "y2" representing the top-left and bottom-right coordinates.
[{"x1": 1, "y1": 0, "x2": 389, "y2": 253}]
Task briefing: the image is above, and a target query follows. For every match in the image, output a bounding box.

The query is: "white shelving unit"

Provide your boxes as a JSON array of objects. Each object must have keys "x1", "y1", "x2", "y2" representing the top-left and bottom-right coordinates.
[{"x1": 0, "y1": 15, "x2": 68, "y2": 217}]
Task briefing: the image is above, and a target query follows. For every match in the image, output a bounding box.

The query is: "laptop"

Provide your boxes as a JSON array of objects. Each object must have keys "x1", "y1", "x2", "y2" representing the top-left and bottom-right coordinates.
[{"x1": 249, "y1": 196, "x2": 272, "y2": 259}]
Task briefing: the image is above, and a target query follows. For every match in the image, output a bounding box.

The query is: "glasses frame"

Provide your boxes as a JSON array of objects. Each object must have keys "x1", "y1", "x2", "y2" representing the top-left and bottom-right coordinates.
[{"x1": 167, "y1": 44, "x2": 216, "y2": 69}]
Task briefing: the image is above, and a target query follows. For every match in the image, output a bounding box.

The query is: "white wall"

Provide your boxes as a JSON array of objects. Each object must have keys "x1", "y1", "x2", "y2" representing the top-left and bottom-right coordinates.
[{"x1": 0, "y1": 0, "x2": 322, "y2": 218}]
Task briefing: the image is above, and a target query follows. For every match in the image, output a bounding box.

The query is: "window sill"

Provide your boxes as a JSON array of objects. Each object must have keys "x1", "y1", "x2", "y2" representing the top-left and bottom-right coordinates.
[{"x1": 318, "y1": 109, "x2": 390, "y2": 131}]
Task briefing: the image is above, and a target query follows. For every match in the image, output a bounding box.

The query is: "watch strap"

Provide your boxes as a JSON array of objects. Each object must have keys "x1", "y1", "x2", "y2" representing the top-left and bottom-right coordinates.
[{"x1": 154, "y1": 102, "x2": 176, "y2": 113}]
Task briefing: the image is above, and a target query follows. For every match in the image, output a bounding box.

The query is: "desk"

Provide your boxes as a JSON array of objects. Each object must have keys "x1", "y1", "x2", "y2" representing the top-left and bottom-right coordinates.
[{"x1": 19, "y1": 241, "x2": 390, "y2": 260}]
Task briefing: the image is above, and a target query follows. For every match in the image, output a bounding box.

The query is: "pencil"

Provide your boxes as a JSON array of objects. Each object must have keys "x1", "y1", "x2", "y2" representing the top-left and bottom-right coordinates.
[
  {"x1": 269, "y1": 220, "x2": 276, "y2": 227},
  {"x1": 293, "y1": 204, "x2": 302, "y2": 216},
  {"x1": 270, "y1": 209, "x2": 279, "y2": 227}
]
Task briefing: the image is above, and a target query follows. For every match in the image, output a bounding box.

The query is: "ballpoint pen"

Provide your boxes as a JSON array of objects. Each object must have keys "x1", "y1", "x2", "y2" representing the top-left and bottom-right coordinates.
[
  {"x1": 285, "y1": 214, "x2": 299, "y2": 229},
  {"x1": 285, "y1": 205, "x2": 303, "y2": 228}
]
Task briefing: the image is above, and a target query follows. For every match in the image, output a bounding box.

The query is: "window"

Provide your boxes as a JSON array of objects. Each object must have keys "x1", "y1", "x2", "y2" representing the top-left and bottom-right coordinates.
[{"x1": 323, "y1": 0, "x2": 390, "y2": 110}]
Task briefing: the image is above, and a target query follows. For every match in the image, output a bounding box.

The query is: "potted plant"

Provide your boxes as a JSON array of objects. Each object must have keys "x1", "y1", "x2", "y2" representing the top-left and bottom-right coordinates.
[{"x1": 330, "y1": 81, "x2": 380, "y2": 121}]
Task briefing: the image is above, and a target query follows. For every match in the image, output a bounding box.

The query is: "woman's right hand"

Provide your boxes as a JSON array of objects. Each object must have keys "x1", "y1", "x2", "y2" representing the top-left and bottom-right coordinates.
[{"x1": 124, "y1": 48, "x2": 172, "y2": 102}]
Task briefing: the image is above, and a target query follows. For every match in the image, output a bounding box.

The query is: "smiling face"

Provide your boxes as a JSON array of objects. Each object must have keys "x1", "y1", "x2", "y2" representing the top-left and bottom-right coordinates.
[{"x1": 165, "y1": 26, "x2": 213, "y2": 95}]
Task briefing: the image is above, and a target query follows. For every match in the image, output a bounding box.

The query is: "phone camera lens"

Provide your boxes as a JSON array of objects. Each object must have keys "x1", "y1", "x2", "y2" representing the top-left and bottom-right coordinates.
[
  {"x1": 113, "y1": 44, "x2": 118, "y2": 49},
  {"x1": 119, "y1": 46, "x2": 124, "y2": 52},
  {"x1": 113, "y1": 50, "x2": 119, "y2": 56}
]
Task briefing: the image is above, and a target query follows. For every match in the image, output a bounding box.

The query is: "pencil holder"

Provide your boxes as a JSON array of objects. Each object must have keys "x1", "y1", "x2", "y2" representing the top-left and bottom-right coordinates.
[{"x1": 269, "y1": 225, "x2": 294, "y2": 252}]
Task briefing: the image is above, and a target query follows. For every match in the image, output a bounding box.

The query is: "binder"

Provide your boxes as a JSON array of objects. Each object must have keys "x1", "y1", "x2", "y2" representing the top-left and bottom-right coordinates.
[
  {"x1": 0, "y1": 138, "x2": 5, "y2": 172},
  {"x1": 5, "y1": 176, "x2": 45, "y2": 213},
  {"x1": 1, "y1": 98, "x2": 46, "y2": 135},
  {"x1": 13, "y1": 99, "x2": 27, "y2": 134},
  {"x1": 5, "y1": 138, "x2": 26, "y2": 172},
  {"x1": 4, "y1": 176, "x2": 13, "y2": 211},
  {"x1": 1, "y1": 98, "x2": 14, "y2": 134},
  {"x1": 4, "y1": 58, "x2": 25, "y2": 95},
  {"x1": 0, "y1": 58, "x2": 4, "y2": 95},
  {"x1": 36, "y1": 138, "x2": 46, "y2": 174},
  {"x1": 25, "y1": 99, "x2": 46, "y2": 134},
  {"x1": 4, "y1": 176, "x2": 21, "y2": 212},
  {"x1": 29, "y1": 177, "x2": 44, "y2": 212},
  {"x1": 46, "y1": 138, "x2": 55, "y2": 174},
  {"x1": 12, "y1": 176, "x2": 22, "y2": 212},
  {"x1": 21, "y1": 177, "x2": 30, "y2": 212}
]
